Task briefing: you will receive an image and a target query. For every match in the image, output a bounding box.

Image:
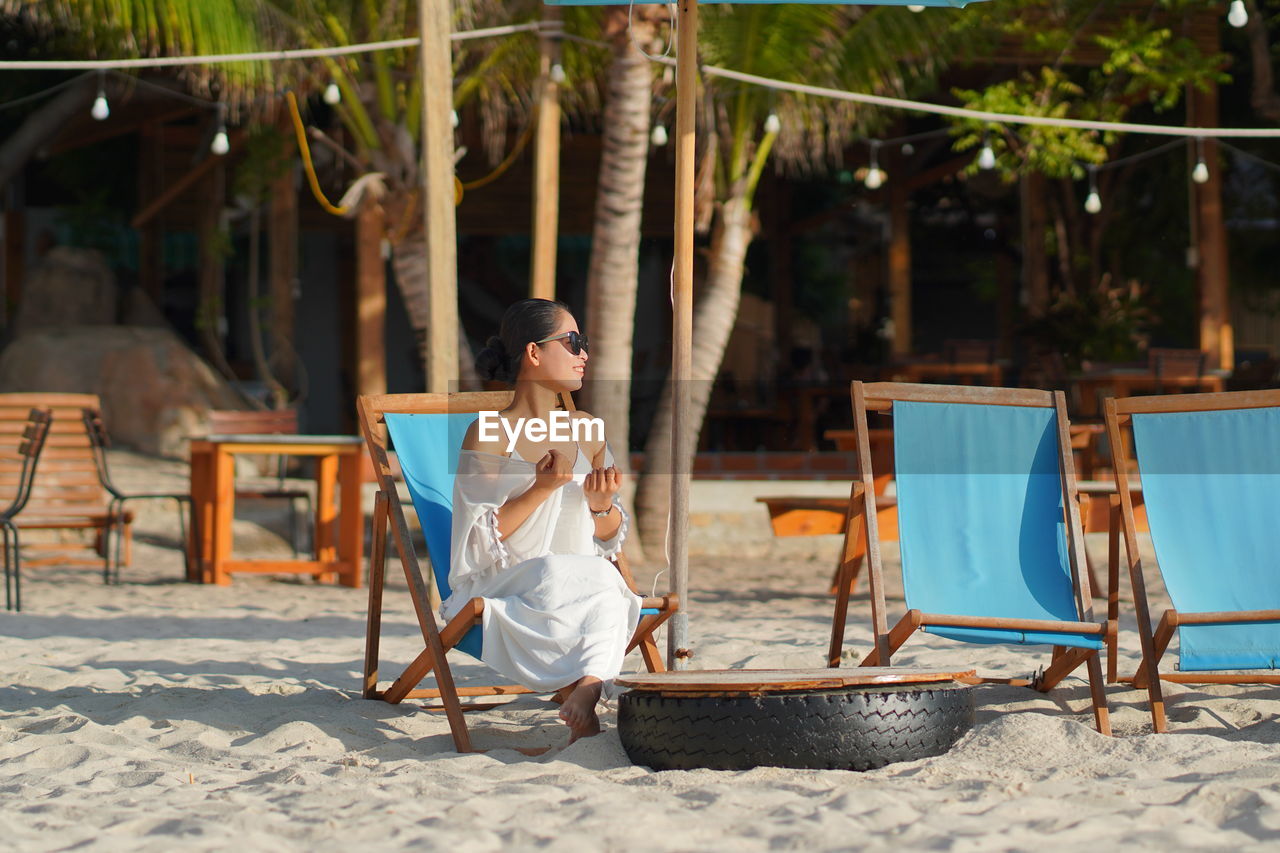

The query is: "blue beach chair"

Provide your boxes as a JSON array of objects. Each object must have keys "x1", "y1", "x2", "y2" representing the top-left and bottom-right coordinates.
[
  {"x1": 829, "y1": 382, "x2": 1111, "y2": 734},
  {"x1": 357, "y1": 391, "x2": 676, "y2": 753},
  {"x1": 1104, "y1": 389, "x2": 1280, "y2": 734}
]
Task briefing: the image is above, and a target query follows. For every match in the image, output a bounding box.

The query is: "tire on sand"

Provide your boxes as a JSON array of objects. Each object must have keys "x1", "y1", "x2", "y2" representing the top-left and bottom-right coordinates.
[{"x1": 618, "y1": 684, "x2": 974, "y2": 771}]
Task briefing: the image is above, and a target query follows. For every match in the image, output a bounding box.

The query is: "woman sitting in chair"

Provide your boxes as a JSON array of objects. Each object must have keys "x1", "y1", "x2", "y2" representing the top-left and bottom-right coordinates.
[{"x1": 451, "y1": 298, "x2": 641, "y2": 742}]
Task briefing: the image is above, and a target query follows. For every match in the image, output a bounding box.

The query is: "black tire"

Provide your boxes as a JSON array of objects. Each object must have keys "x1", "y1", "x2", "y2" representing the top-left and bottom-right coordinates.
[{"x1": 618, "y1": 684, "x2": 974, "y2": 771}]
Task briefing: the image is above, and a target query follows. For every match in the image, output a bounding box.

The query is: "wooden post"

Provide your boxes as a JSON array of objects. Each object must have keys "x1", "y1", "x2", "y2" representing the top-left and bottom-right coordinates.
[
  {"x1": 530, "y1": 7, "x2": 562, "y2": 300},
  {"x1": 2, "y1": 177, "x2": 24, "y2": 327},
  {"x1": 420, "y1": 0, "x2": 459, "y2": 392},
  {"x1": 268, "y1": 169, "x2": 299, "y2": 398},
  {"x1": 887, "y1": 179, "x2": 911, "y2": 356},
  {"x1": 1190, "y1": 84, "x2": 1232, "y2": 371},
  {"x1": 138, "y1": 123, "x2": 163, "y2": 304},
  {"x1": 356, "y1": 202, "x2": 388, "y2": 398},
  {"x1": 1021, "y1": 171, "x2": 1050, "y2": 317},
  {"x1": 197, "y1": 163, "x2": 227, "y2": 371},
  {"x1": 668, "y1": 0, "x2": 697, "y2": 671}
]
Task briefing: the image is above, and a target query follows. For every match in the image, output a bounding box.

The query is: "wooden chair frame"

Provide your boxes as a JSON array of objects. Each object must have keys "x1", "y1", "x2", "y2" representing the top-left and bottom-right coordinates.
[
  {"x1": 2, "y1": 408, "x2": 52, "y2": 611},
  {"x1": 356, "y1": 391, "x2": 677, "y2": 753},
  {"x1": 1103, "y1": 388, "x2": 1280, "y2": 734},
  {"x1": 829, "y1": 382, "x2": 1113, "y2": 735}
]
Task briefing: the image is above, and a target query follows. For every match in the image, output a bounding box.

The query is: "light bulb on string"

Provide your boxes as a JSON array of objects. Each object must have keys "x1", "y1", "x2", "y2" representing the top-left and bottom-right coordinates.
[
  {"x1": 1228, "y1": 0, "x2": 1248, "y2": 28},
  {"x1": 907, "y1": 5, "x2": 926, "y2": 11},
  {"x1": 901, "y1": 142, "x2": 915, "y2": 157},
  {"x1": 211, "y1": 104, "x2": 230, "y2": 156},
  {"x1": 1192, "y1": 138, "x2": 1210, "y2": 184},
  {"x1": 323, "y1": 82, "x2": 341, "y2": 105},
  {"x1": 651, "y1": 124, "x2": 668, "y2": 147},
  {"x1": 1084, "y1": 165, "x2": 1101, "y2": 214},
  {"x1": 978, "y1": 133, "x2": 996, "y2": 170},
  {"x1": 90, "y1": 70, "x2": 109, "y2": 121},
  {"x1": 450, "y1": 109, "x2": 460, "y2": 129},
  {"x1": 865, "y1": 141, "x2": 886, "y2": 190},
  {"x1": 763, "y1": 113, "x2": 781, "y2": 135},
  {"x1": 549, "y1": 63, "x2": 566, "y2": 84}
]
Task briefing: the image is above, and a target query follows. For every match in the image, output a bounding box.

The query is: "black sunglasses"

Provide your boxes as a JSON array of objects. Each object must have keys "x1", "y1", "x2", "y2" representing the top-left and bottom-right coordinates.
[{"x1": 535, "y1": 330, "x2": 589, "y2": 355}]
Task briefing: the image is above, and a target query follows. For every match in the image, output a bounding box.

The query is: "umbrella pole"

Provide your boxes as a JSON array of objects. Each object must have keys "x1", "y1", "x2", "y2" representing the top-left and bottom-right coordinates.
[{"x1": 668, "y1": 0, "x2": 697, "y2": 671}]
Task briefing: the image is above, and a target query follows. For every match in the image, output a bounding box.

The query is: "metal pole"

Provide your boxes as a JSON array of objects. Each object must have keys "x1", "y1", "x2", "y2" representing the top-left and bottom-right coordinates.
[
  {"x1": 420, "y1": 0, "x2": 459, "y2": 392},
  {"x1": 667, "y1": 0, "x2": 697, "y2": 671}
]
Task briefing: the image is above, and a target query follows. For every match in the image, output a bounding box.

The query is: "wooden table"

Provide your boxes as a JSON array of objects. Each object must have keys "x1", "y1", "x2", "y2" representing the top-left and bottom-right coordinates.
[
  {"x1": 189, "y1": 434, "x2": 365, "y2": 587},
  {"x1": 1071, "y1": 370, "x2": 1226, "y2": 416}
]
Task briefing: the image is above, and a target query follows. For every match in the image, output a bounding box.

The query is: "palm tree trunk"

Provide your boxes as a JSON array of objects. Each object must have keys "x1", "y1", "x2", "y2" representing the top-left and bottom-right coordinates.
[
  {"x1": 391, "y1": 232, "x2": 479, "y2": 389},
  {"x1": 585, "y1": 14, "x2": 654, "y2": 560},
  {"x1": 635, "y1": 194, "x2": 753, "y2": 554}
]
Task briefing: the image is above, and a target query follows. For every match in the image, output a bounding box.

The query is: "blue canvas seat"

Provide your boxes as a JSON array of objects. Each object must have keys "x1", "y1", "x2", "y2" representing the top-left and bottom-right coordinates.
[
  {"x1": 357, "y1": 391, "x2": 676, "y2": 754},
  {"x1": 1104, "y1": 389, "x2": 1280, "y2": 733},
  {"x1": 829, "y1": 382, "x2": 1111, "y2": 735}
]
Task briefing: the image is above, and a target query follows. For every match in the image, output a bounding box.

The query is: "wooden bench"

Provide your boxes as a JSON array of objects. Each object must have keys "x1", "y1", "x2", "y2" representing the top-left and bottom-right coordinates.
[{"x1": 0, "y1": 393, "x2": 132, "y2": 576}]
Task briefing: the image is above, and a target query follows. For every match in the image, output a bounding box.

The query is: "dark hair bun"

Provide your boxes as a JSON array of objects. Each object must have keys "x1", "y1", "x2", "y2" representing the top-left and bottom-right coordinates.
[{"x1": 476, "y1": 335, "x2": 512, "y2": 382}]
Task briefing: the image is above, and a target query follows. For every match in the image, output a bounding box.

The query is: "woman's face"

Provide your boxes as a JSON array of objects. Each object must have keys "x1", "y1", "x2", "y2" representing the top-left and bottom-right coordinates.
[{"x1": 524, "y1": 310, "x2": 587, "y2": 392}]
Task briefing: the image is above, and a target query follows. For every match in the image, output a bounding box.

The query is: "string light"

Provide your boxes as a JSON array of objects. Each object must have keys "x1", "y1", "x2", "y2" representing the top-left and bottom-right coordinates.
[
  {"x1": 763, "y1": 113, "x2": 781, "y2": 134},
  {"x1": 865, "y1": 141, "x2": 886, "y2": 190},
  {"x1": 978, "y1": 133, "x2": 996, "y2": 170},
  {"x1": 1192, "y1": 138, "x2": 1210, "y2": 184},
  {"x1": 1084, "y1": 165, "x2": 1101, "y2": 214},
  {"x1": 549, "y1": 63, "x2": 566, "y2": 84},
  {"x1": 450, "y1": 109, "x2": 460, "y2": 128},
  {"x1": 90, "y1": 70, "x2": 109, "y2": 120},
  {"x1": 1228, "y1": 0, "x2": 1248, "y2": 28},
  {"x1": 323, "y1": 82, "x2": 341, "y2": 105},
  {"x1": 907, "y1": 5, "x2": 926, "y2": 11},
  {"x1": 211, "y1": 104, "x2": 230, "y2": 155},
  {"x1": 651, "y1": 123, "x2": 668, "y2": 146}
]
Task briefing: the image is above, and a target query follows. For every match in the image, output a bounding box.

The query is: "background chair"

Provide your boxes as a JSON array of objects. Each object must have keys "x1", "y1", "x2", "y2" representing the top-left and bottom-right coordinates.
[
  {"x1": 1, "y1": 408, "x2": 51, "y2": 610},
  {"x1": 1148, "y1": 348, "x2": 1206, "y2": 394},
  {"x1": 1104, "y1": 389, "x2": 1280, "y2": 734},
  {"x1": 357, "y1": 391, "x2": 676, "y2": 754},
  {"x1": 829, "y1": 382, "x2": 1112, "y2": 734},
  {"x1": 207, "y1": 409, "x2": 311, "y2": 556},
  {"x1": 82, "y1": 409, "x2": 193, "y2": 584},
  {"x1": 0, "y1": 393, "x2": 129, "y2": 578}
]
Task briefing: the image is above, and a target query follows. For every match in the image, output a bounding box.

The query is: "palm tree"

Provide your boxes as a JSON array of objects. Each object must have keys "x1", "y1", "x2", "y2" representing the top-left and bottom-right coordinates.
[{"x1": 631, "y1": 4, "x2": 972, "y2": 553}]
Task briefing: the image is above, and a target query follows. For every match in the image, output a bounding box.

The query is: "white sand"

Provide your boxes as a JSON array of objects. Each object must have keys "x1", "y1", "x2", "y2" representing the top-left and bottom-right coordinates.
[{"x1": 4, "y1": 458, "x2": 1280, "y2": 850}]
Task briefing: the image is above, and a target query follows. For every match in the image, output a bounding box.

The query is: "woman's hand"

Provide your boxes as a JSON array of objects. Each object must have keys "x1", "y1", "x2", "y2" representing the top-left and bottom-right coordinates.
[
  {"x1": 584, "y1": 465, "x2": 621, "y2": 513},
  {"x1": 533, "y1": 449, "x2": 575, "y2": 493}
]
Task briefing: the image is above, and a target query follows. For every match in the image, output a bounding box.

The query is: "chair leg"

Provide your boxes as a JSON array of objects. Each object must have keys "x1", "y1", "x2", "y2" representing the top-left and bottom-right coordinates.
[
  {"x1": 5, "y1": 522, "x2": 22, "y2": 612},
  {"x1": 1106, "y1": 498, "x2": 1121, "y2": 683},
  {"x1": 859, "y1": 610, "x2": 922, "y2": 667},
  {"x1": 1, "y1": 522, "x2": 11, "y2": 612},
  {"x1": 289, "y1": 498, "x2": 301, "y2": 558},
  {"x1": 1085, "y1": 652, "x2": 1112, "y2": 736}
]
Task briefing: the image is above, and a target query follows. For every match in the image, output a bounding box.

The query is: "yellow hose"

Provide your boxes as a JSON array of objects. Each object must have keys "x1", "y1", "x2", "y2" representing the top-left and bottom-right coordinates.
[{"x1": 286, "y1": 90, "x2": 349, "y2": 216}]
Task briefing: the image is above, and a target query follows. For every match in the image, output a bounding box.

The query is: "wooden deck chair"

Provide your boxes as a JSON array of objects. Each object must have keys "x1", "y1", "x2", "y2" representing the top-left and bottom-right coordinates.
[
  {"x1": 1103, "y1": 389, "x2": 1280, "y2": 734},
  {"x1": 0, "y1": 393, "x2": 134, "y2": 580},
  {"x1": 357, "y1": 391, "x2": 678, "y2": 753},
  {"x1": 829, "y1": 382, "x2": 1112, "y2": 735}
]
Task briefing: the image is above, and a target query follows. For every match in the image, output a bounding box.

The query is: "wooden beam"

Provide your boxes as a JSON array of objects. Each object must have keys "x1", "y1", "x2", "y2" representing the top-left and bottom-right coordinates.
[
  {"x1": 887, "y1": 178, "x2": 911, "y2": 356},
  {"x1": 269, "y1": 169, "x2": 299, "y2": 397},
  {"x1": 130, "y1": 133, "x2": 243, "y2": 230},
  {"x1": 666, "y1": 0, "x2": 698, "y2": 671},
  {"x1": 1021, "y1": 171, "x2": 1050, "y2": 317},
  {"x1": 530, "y1": 6, "x2": 562, "y2": 300},
  {"x1": 420, "y1": 0, "x2": 459, "y2": 392},
  {"x1": 1191, "y1": 82, "x2": 1232, "y2": 371},
  {"x1": 356, "y1": 203, "x2": 388, "y2": 398}
]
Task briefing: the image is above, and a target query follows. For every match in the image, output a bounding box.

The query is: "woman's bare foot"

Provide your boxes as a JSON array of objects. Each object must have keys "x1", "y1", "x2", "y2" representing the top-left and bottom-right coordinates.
[
  {"x1": 557, "y1": 677, "x2": 603, "y2": 743},
  {"x1": 549, "y1": 686, "x2": 573, "y2": 705}
]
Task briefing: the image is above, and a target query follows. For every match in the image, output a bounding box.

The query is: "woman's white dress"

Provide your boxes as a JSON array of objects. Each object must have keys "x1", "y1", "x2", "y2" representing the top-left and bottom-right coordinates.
[{"x1": 445, "y1": 445, "x2": 641, "y2": 692}]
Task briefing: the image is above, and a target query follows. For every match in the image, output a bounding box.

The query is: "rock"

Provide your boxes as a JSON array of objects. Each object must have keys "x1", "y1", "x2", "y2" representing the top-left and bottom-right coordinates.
[
  {"x1": 0, "y1": 326, "x2": 244, "y2": 457},
  {"x1": 13, "y1": 247, "x2": 118, "y2": 333}
]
